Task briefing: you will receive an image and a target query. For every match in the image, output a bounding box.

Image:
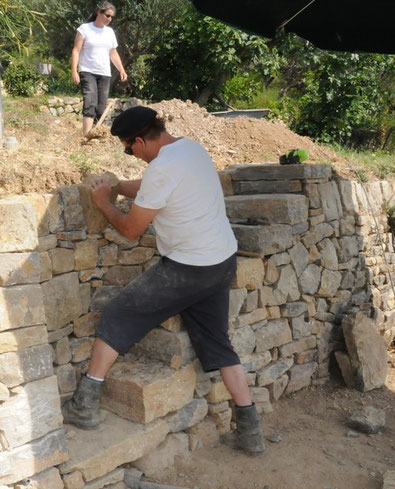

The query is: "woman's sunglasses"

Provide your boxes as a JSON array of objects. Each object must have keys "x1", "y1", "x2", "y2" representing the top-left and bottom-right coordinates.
[{"x1": 102, "y1": 12, "x2": 114, "y2": 18}]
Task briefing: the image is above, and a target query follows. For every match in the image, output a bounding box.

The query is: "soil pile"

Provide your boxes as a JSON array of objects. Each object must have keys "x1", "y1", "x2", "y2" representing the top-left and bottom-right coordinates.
[{"x1": 0, "y1": 97, "x2": 343, "y2": 198}]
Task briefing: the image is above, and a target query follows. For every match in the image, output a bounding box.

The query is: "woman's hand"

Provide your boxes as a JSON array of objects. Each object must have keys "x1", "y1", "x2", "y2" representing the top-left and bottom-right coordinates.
[
  {"x1": 71, "y1": 71, "x2": 80, "y2": 85},
  {"x1": 120, "y1": 70, "x2": 128, "y2": 82}
]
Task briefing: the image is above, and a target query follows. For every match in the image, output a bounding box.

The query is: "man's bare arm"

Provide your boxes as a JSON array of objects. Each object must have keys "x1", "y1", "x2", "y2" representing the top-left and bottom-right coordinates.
[{"x1": 118, "y1": 180, "x2": 142, "y2": 199}]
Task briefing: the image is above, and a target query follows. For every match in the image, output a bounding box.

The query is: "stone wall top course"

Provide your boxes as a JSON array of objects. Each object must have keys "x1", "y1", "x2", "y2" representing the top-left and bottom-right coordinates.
[
  {"x1": 0, "y1": 200, "x2": 38, "y2": 253},
  {"x1": 229, "y1": 163, "x2": 332, "y2": 181}
]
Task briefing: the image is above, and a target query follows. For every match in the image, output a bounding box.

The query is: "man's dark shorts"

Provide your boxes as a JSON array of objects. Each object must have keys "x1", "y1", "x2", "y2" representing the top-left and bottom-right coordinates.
[{"x1": 96, "y1": 253, "x2": 240, "y2": 372}]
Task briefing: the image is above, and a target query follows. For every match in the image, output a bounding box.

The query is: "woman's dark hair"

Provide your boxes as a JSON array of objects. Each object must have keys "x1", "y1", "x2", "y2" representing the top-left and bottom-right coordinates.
[{"x1": 87, "y1": 2, "x2": 116, "y2": 22}]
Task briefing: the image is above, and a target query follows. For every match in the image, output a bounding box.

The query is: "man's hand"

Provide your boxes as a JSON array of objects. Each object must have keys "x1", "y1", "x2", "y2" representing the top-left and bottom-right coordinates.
[{"x1": 90, "y1": 178, "x2": 112, "y2": 210}]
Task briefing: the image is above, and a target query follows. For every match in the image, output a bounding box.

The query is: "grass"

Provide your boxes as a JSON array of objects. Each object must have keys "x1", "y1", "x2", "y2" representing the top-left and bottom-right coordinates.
[
  {"x1": 328, "y1": 144, "x2": 395, "y2": 180},
  {"x1": 69, "y1": 151, "x2": 97, "y2": 175}
]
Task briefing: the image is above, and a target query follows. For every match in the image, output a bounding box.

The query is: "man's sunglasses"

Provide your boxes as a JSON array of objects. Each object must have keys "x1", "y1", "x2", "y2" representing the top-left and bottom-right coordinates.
[{"x1": 124, "y1": 145, "x2": 133, "y2": 155}]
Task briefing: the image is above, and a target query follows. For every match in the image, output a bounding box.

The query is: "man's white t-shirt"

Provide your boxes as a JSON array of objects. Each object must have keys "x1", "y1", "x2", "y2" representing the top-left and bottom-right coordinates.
[
  {"x1": 77, "y1": 22, "x2": 118, "y2": 76},
  {"x1": 134, "y1": 138, "x2": 237, "y2": 266}
]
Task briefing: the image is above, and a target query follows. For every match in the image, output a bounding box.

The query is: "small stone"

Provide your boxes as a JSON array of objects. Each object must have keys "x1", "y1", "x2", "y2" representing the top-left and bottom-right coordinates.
[
  {"x1": 346, "y1": 430, "x2": 360, "y2": 438},
  {"x1": 348, "y1": 406, "x2": 386, "y2": 434},
  {"x1": 266, "y1": 433, "x2": 282, "y2": 443}
]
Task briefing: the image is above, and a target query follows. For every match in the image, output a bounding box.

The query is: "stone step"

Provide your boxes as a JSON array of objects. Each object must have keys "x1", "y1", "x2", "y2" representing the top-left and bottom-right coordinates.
[
  {"x1": 101, "y1": 356, "x2": 197, "y2": 424},
  {"x1": 60, "y1": 411, "x2": 169, "y2": 483},
  {"x1": 226, "y1": 163, "x2": 332, "y2": 182}
]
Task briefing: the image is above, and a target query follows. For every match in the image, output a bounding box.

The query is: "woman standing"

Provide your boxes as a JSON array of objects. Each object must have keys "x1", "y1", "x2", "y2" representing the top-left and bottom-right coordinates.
[{"x1": 71, "y1": 2, "x2": 127, "y2": 135}]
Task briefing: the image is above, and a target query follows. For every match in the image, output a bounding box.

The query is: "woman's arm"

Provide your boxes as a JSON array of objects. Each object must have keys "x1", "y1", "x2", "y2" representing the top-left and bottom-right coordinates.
[
  {"x1": 110, "y1": 48, "x2": 128, "y2": 82},
  {"x1": 71, "y1": 32, "x2": 84, "y2": 85}
]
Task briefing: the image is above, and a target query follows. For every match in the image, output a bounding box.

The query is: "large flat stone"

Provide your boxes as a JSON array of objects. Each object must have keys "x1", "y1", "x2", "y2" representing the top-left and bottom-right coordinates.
[
  {"x1": 0, "y1": 344, "x2": 53, "y2": 387},
  {"x1": 232, "y1": 180, "x2": 302, "y2": 195},
  {"x1": 0, "y1": 324, "x2": 48, "y2": 354},
  {"x1": 232, "y1": 224, "x2": 293, "y2": 255},
  {"x1": 226, "y1": 194, "x2": 308, "y2": 225},
  {"x1": 14, "y1": 467, "x2": 64, "y2": 489},
  {"x1": 165, "y1": 398, "x2": 208, "y2": 433},
  {"x1": 285, "y1": 362, "x2": 317, "y2": 394},
  {"x1": 0, "y1": 200, "x2": 38, "y2": 252},
  {"x1": 42, "y1": 273, "x2": 82, "y2": 330},
  {"x1": 0, "y1": 376, "x2": 63, "y2": 449},
  {"x1": 0, "y1": 252, "x2": 40, "y2": 286},
  {"x1": 0, "y1": 429, "x2": 68, "y2": 486},
  {"x1": 60, "y1": 412, "x2": 169, "y2": 482},
  {"x1": 58, "y1": 185, "x2": 86, "y2": 231},
  {"x1": 0, "y1": 284, "x2": 46, "y2": 332},
  {"x1": 318, "y1": 181, "x2": 344, "y2": 221},
  {"x1": 342, "y1": 312, "x2": 388, "y2": 391},
  {"x1": 257, "y1": 357, "x2": 294, "y2": 386},
  {"x1": 102, "y1": 358, "x2": 196, "y2": 424},
  {"x1": 229, "y1": 164, "x2": 332, "y2": 181},
  {"x1": 255, "y1": 319, "x2": 292, "y2": 352}
]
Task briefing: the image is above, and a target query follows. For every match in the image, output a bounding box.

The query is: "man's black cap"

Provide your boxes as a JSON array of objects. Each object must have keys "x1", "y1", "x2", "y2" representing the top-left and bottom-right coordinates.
[{"x1": 111, "y1": 106, "x2": 157, "y2": 140}]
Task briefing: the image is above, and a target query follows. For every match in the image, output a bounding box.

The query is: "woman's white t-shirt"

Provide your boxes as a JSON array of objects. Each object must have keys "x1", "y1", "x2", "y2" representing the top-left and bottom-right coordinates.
[
  {"x1": 77, "y1": 22, "x2": 118, "y2": 76},
  {"x1": 134, "y1": 138, "x2": 237, "y2": 266}
]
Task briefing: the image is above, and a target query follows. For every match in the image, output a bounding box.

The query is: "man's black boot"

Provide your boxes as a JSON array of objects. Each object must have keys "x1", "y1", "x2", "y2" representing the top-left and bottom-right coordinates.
[
  {"x1": 62, "y1": 375, "x2": 103, "y2": 430},
  {"x1": 222, "y1": 403, "x2": 265, "y2": 456}
]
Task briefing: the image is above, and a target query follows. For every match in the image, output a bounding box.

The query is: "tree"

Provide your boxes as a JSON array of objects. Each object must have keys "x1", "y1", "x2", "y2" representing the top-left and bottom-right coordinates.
[{"x1": 142, "y1": 6, "x2": 270, "y2": 106}]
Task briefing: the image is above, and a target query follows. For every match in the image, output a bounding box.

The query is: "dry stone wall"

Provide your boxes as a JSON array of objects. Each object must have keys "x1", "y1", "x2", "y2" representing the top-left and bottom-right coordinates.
[{"x1": 0, "y1": 163, "x2": 394, "y2": 488}]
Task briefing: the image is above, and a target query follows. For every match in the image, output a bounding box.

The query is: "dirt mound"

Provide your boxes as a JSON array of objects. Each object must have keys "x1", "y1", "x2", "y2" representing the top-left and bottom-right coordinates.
[{"x1": 0, "y1": 97, "x2": 343, "y2": 198}]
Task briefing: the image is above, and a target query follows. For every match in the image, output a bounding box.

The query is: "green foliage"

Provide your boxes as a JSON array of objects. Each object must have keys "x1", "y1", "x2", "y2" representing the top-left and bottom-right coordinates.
[
  {"x1": 45, "y1": 65, "x2": 79, "y2": 95},
  {"x1": 3, "y1": 61, "x2": 42, "y2": 96},
  {"x1": 143, "y1": 6, "x2": 270, "y2": 105},
  {"x1": 69, "y1": 151, "x2": 96, "y2": 175}
]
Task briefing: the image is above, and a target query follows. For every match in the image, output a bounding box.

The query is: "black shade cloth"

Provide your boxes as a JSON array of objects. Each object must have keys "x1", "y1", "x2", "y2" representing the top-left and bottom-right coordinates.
[{"x1": 191, "y1": 0, "x2": 395, "y2": 54}]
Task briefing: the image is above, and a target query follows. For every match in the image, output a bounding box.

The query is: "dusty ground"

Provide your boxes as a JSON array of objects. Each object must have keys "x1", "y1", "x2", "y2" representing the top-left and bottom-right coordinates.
[
  {"x1": 153, "y1": 351, "x2": 395, "y2": 489},
  {"x1": 0, "y1": 97, "x2": 355, "y2": 199}
]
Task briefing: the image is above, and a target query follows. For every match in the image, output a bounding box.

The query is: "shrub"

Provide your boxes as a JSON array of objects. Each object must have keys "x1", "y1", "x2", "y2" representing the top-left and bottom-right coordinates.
[{"x1": 3, "y1": 61, "x2": 42, "y2": 97}]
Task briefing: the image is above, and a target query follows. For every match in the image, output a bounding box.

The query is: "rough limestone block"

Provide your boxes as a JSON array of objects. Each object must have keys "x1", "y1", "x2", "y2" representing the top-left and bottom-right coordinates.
[
  {"x1": 279, "y1": 335, "x2": 316, "y2": 358},
  {"x1": 0, "y1": 344, "x2": 53, "y2": 387},
  {"x1": 102, "y1": 265, "x2": 142, "y2": 286},
  {"x1": 318, "y1": 181, "x2": 344, "y2": 221},
  {"x1": 318, "y1": 269, "x2": 342, "y2": 297},
  {"x1": 0, "y1": 284, "x2": 46, "y2": 332},
  {"x1": 280, "y1": 302, "x2": 308, "y2": 318},
  {"x1": 234, "y1": 307, "x2": 267, "y2": 328},
  {"x1": 241, "y1": 289, "x2": 259, "y2": 312},
  {"x1": 334, "y1": 351, "x2": 355, "y2": 388},
  {"x1": 255, "y1": 319, "x2": 292, "y2": 352},
  {"x1": 166, "y1": 398, "x2": 208, "y2": 433},
  {"x1": 0, "y1": 376, "x2": 63, "y2": 449},
  {"x1": 80, "y1": 282, "x2": 91, "y2": 315},
  {"x1": 42, "y1": 273, "x2": 82, "y2": 330},
  {"x1": 38, "y1": 234, "x2": 58, "y2": 252},
  {"x1": 210, "y1": 407, "x2": 232, "y2": 434},
  {"x1": 256, "y1": 357, "x2": 294, "y2": 386},
  {"x1": 84, "y1": 468, "x2": 125, "y2": 489},
  {"x1": 229, "y1": 288, "x2": 248, "y2": 319},
  {"x1": 131, "y1": 329, "x2": 195, "y2": 369},
  {"x1": 206, "y1": 380, "x2": 232, "y2": 403},
  {"x1": 102, "y1": 359, "x2": 196, "y2": 424},
  {"x1": 230, "y1": 325, "x2": 256, "y2": 356},
  {"x1": 73, "y1": 312, "x2": 101, "y2": 337},
  {"x1": 289, "y1": 242, "x2": 309, "y2": 277},
  {"x1": 53, "y1": 336, "x2": 72, "y2": 365},
  {"x1": 13, "y1": 467, "x2": 64, "y2": 489},
  {"x1": 232, "y1": 179, "x2": 302, "y2": 195},
  {"x1": 302, "y1": 223, "x2": 334, "y2": 248},
  {"x1": 104, "y1": 228, "x2": 137, "y2": 247},
  {"x1": 225, "y1": 194, "x2": 308, "y2": 225},
  {"x1": 49, "y1": 248, "x2": 75, "y2": 275},
  {"x1": 60, "y1": 413, "x2": 169, "y2": 482},
  {"x1": 229, "y1": 163, "x2": 331, "y2": 182},
  {"x1": 291, "y1": 315, "x2": 313, "y2": 339},
  {"x1": 338, "y1": 236, "x2": 360, "y2": 262},
  {"x1": 241, "y1": 351, "x2": 271, "y2": 372},
  {"x1": 272, "y1": 265, "x2": 300, "y2": 304},
  {"x1": 78, "y1": 172, "x2": 119, "y2": 234},
  {"x1": 0, "y1": 252, "x2": 40, "y2": 286},
  {"x1": 299, "y1": 264, "x2": 322, "y2": 295},
  {"x1": 55, "y1": 363, "x2": 77, "y2": 394},
  {"x1": 218, "y1": 170, "x2": 234, "y2": 196},
  {"x1": 119, "y1": 247, "x2": 156, "y2": 265},
  {"x1": 48, "y1": 324, "x2": 73, "y2": 343},
  {"x1": 133, "y1": 433, "x2": 189, "y2": 478},
  {"x1": 74, "y1": 240, "x2": 98, "y2": 271},
  {"x1": 70, "y1": 337, "x2": 94, "y2": 363},
  {"x1": 0, "y1": 200, "x2": 38, "y2": 252},
  {"x1": 337, "y1": 179, "x2": 359, "y2": 216},
  {"x1": 63, "y1": 471, "x2": 85, "y2": 489},
  {"x1": 39, "y1": 251, "x2": 52, "y2": 282},
  {"x1": 317, "y1": 238, "x2": 338, "y2": 271},
  {"x1": 232, "y1": 224, "x2": 293, "y2": 255},
  {"x1": 0, "y1": 382, "x2": 9, "y2": 401},
  {"x1": 0, "y1": 429, "x2": 68, "y2": 486},
  {"x1": 98, "y1": 243, "x2": 118, "y2": 267},
  {"x1": 0, "y1": 325, "x2": 48, "y2": 354},
  {"x1": 342, "y1": 312, "x2": 388, "y2": 391},
  {"x1": 187, "y1": 419, "x2": 219, "y2": 451},
  {"x1": 267, "y1": 374, "x2": 289, "y2": 402},
  {"x1": 285, "y1": 362, "x2": 317, "y2": 394},
  {"x1": 232, "y1": 257, "x2": 264, "y2": 290},
  {"x1": 12, "y1": 194, "x2": 63, "y2": 237},
  {"x1": 160, "y1": 315, "x2": 183, "y2": 332},
  {"x1": 58, "y1": 185, "x2": 86, "y2": 231}
]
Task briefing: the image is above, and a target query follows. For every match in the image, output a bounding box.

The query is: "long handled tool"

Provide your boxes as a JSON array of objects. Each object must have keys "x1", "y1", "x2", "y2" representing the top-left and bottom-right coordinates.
[{"x1": 85, "y1": 98, "x2": 116, "y2": 140}]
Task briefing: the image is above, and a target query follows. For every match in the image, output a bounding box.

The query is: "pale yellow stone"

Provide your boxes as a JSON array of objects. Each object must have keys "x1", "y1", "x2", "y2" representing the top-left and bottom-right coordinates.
[
  {"x1": 39, "y1": 252, "x2": 52, "y2": 282},
  {"x1": 63, "y1": 471, "x2": 84, "y2": 489},
  {"x1": 74, "y1": 240, "x2": 98, "y2": 271},
  {"x1": 118, "y1": 247, "x2": 156, "y2": 265},
  {"x1": 70, "y1": 337, "x2": 94, "y2": 363},
  {"x1": 206, "y1": 380, "x2": 232, "y2": 403},
  {"x1": 60, "y1": 413, "x2": 169, "y2": 482},
  {"x1": 14, "y1": 467, "x2": 64, "y2": 489},
  {"x1": 50, "y1": 248, "x2": 75, "y2": 275},
  {"x1": 0, "y1": 252, "x2": 40, "y2": 286},
  {"x1": 73, "y1": 312, "x2": 101, "y2": 337},
  {"x1": 0, "y1": 325, "x2": 48, "y2": 354},
  {"x1": 187, "y1": 419, "x2": 219, "y2": 450},
  {"x1": 160, "y1": 315, "x2": 183, "y2": 332},
  {"x1": 210, "y1": 407, "x2": 232, "y2": 434},
  {"x1": 0, "y1": 199, "x2": 38, "y2": 252},
  {"x1": 233, "y1": 257, "x2": 265, "y2": 290}
]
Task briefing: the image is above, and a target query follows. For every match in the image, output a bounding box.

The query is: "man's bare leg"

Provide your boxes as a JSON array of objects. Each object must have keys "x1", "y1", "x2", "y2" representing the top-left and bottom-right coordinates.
[
  {"x1": 88, "y1": 338, "x2": 119, "y2": 379},
  {"x1": 220, "y1": 364, "x2": 252, "y2": 407},
  {"x1": 83, "y1": 116, "x2": 94, "y2": 135}
]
